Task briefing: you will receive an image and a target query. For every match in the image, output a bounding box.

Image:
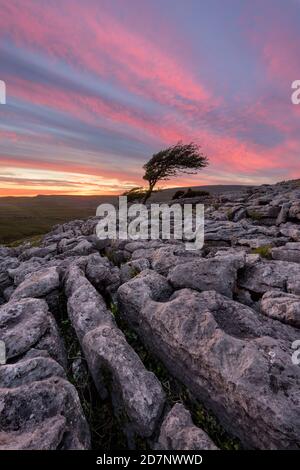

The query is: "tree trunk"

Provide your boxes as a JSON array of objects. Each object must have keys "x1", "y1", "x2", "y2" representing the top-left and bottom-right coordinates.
[{"x1": 143, "y1": 185, "x2": 154, "y2": 204}]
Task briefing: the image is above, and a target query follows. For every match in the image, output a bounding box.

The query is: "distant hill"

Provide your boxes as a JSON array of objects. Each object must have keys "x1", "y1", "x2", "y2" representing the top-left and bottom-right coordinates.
[
  {"x1": 0, "y1": 185, "x2": 253, "y2": 244},
  {"x1": 148, "y1": 184, "x2": 253, "y2": 202}
]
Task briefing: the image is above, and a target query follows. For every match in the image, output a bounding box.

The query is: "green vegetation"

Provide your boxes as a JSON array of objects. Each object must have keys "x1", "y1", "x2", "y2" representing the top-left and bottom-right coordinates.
[
  {"x1": 247, "y1": 210, "x2": 263, "y2": 221},
  {"x1": 227, "y1": 209, "x2": 234, "y2": 221},
  {"x1": 5, "y1": 234, "x2": 43, "y2": 248},
  {"x1": 252, "y1": 245, "x2": 273, "y2": 259},
  {"x1": 0, "y1": 194, "x2": 116, "y2": 244}
]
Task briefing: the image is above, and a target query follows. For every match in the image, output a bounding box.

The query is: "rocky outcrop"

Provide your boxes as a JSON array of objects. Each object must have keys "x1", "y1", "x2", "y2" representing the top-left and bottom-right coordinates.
[
  {"x1": 2, "y1": 179, "x2": 300, "y2": 450},
  {"x1": 0, "y1": 297, "x2": 90, "y2": 449},
  {"x1": 83, "y1": 325, "x2": 165, "y2": 437},
  {"x1": 118, "y1": 272, "x2": 300, "y2": 449},
  {"x1": 65, "y1": 265, "x2": 165, "y2": 440}
]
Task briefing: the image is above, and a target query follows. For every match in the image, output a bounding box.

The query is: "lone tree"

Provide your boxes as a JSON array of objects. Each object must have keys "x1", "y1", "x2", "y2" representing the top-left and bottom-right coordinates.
[{"x1": 142, "y1": 141, "x2": 208, "y2": 203}]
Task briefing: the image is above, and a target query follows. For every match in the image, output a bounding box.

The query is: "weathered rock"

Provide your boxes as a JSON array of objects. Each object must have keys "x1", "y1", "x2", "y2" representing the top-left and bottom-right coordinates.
[
  {"x1": 276, "y1": 203, "x2": 290, "y2": 225},
  {"x1": 272, "y1": 243, "x2": 300, "y2": 263},
  {"x1": 118, "y1": 272, "x2": 300, "y2": 449},
  {"x1": 279, "y1": 223, "x2": 300, "y2": 241},
  {"x1": 238, "y1": 258, "x2": 300, "y2": 295},
  {"x1": 261, "y1": 290, "x2": 300, "y2": 328},
  {"x1": 151, "y1": 245, "x2": 200, "y2": 276},
  {"x1": 0, "y1": 356, "x2": 66, "y2": 388},
  {"x1": 120, "y1": 258, "x2": 150, "y2": 284},
  {"x1": 0, "y1": 246, "x2": 16, "y2": 258},
  {"x1": 2, "y1": 286, "x2": 14, "y2": 301},
  {"x1": 0, "y1": 377, "x2": 90, "y2": 449},
  {"x1": 83, "y1": 325, "x2": 165, "y2": 437},
  {"x1": 57, "y1": 238, "x2": 95, "y2": 258},
  {"x1": 19, "y1": 244, "x2": 57, "y2": 261},
  {"x1": 168, "y1": 253, "x2": 245, "y2": 298},
  {"x1": 156, "y1": 404, "x2": 218, "y2": 450},
  {"x1": 66, "y1": 267, "x2": 114, "y2": 341},
  {"x1": 10, "y1": 267, "x2": 60, "y2": 301},
  {"x1": 35, "y1": 313, "x2": 67, "y2": 368},
  {"x1": 0, "y1": 257, "x2": 19, "y2": 292},
  {"x1": 85, "y1": 253, "x2": 120, "y2": 295},
  {"x1": 117, "y1": 269, "x2": 172, "y2": 327},
  {"x1": 8, "y1": 258, "x2": 47, "y2": 286},
  {"x1": 0, "y1": 298, "x2": 49, "y2": 360},
  {"x1": 288, "y1": 202, "x2": 300, "y2": 221},
  {"x1": 232, "y1": 206, "x2": 247, "y2": 222}
]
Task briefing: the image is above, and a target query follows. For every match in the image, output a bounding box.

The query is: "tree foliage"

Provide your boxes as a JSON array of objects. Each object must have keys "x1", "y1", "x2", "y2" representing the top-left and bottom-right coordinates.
[{"x1": 142, "y1": 142, "x2": 208, "y2": 203}]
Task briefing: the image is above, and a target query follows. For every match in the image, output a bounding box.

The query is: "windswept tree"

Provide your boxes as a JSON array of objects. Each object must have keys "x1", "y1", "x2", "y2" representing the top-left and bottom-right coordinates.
[{"x1": 142, "y1": 141, "x2": 208, "y2": 203}]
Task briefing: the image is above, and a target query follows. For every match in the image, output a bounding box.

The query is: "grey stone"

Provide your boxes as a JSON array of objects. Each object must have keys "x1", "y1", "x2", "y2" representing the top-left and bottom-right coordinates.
[
  {"x1": 117, "y1": 269, "x2": 172, "y2": 328},
  {"x1": 0, "y1": 298, "x2": 49, "y2": 360},
  {"x1": 151, "y1": 245, "x2": 201, "y2": 276},
  {"x1": 19, "y1": 244, "x2": 57, "y2": 261},
  {"x1": 0, "y1": 356, "x2": 66, "y2": 388},
  {"x1": 85, "y1": 253, "x2": 120, "y2": 294},
  {"x1": 118, "y1": 272, "x2": 300, "y2": 449},
  {"x1": 8, "y1": 258, "x2": 47, "y2": 286},
  {"x1": 168, "y1": 253, "x2": 245, "y2": 298},
  {"x1": 66, "y1": 269, "x2": 114, "y2": 341},
  {"x1": 238, "y1": 258, "x2": 300, "y2": 295},
  {"x1": 83, "y1": 325, "x2": 165, "y2": 437},
  {"x1": 0, "y1": 377, "x2": 90, "y2": 449},
  {"x1": 261, "y1": 290, "x2": 300, "y2": 328},
  {"x1": 276, "y1": 203, "x2": 290, "y2": 225},
  {"x1": 156, "y1": 404, "x2": 218, "y2": 450},
  {"x1": 272, "y1": 243, "x2": 300, "y2": 263},
  {"x1": 10, "y1": 267, "x2": 60, "y2": 301}
]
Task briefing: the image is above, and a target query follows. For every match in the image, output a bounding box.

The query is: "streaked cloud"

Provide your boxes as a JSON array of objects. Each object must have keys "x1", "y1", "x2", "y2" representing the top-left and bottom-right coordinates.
[{"x1": 0, "y1": 0, "x2": 299, "y2": 195}]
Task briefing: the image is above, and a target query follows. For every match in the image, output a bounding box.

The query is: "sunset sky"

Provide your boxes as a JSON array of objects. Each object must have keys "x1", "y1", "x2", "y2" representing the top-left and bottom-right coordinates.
[{"x1": 0, "y1": 0, "x2": 300, "y2": 196}]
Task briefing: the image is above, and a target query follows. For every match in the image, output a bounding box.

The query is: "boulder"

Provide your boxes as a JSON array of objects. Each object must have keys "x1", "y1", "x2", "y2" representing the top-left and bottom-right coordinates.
[
  {"x1": 156, "y1": 404, "x2": 218, "y2": 450},
  {"x1": 10, "y1": 267, "x2": 60, "y2": 301},
  {"x1": 19, "y1": 244, "x2": 57, "y2": 262},
  {"x1": 168, "y1": 253, "x2": 245, "y2": 298},
  {"x1": 0, "y1": 356, "x2": 65, "y2": 388},
  {"x1": 0, "y1": 298, "x2": 49, "y2": 360},
  {"x1": 117, "y1": 269, "x2": 172, "y2": 327},
  {"x1": 66, "y1": 271, "x2": 114, "y2": 341},
  {"x1": 0, "y1": 377, "x2": 90, "y2": 449},
  {"x1": 151, "y1": 245, "x2": 201, "y2": 276},
  {"x1": 276, "y1": 203, "x2": 290, "y2": 225},
  {"x1": 8, "y1": 258, "x2": 47, "y2": 286}
]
